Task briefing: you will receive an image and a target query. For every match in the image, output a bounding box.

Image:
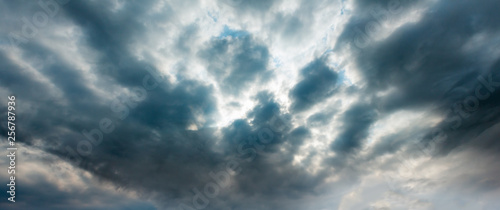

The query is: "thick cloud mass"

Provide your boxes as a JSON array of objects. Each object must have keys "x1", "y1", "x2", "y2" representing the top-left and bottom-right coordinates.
[
  {"x1": 290, "y1": 58, "x2": 339, "y2": 112},
  {"x1": 1, "y1": 0, "x2": 500, "y2": 209},
  {"x1": 200, "y1": 34, "x2": 272, "y2": 94},
  {"x1": 331, "y1": 103, "x2": 377, "y2": 154}
]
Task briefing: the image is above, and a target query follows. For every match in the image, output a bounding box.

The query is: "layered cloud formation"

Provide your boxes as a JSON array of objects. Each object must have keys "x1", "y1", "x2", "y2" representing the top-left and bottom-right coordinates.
[{"x1": 1, "y1": 0, "x2": 499, "y2": 209}]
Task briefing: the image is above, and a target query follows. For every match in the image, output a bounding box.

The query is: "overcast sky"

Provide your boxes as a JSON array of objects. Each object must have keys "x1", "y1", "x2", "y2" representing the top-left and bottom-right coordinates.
[{"x1": 1, "y1": 0, "x2": 500, "y2": 209}]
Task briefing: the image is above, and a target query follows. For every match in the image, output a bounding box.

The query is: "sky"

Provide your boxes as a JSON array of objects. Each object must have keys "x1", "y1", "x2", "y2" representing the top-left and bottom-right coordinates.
[{"x1": 0, "y1": 0, "x2": 500, "y2": 209}]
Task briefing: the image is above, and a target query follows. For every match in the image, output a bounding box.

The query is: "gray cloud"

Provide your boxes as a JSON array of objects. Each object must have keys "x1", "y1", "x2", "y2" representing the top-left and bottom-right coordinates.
[
  {"x1": 331, "y1": 102, "x2": 377, "y2": 154},
  {"x1": 290, "y1": 57, "x2": 339, "y2": 112},
  {"x1": 1, "y1": 0, "x2": 500, "y2": 209},
  {"x1": 334, "y1": 0, "x2": 500, "y2": 157},
  {"x1": 199, "y1": 33, "x2": 272, "y2": 95}
]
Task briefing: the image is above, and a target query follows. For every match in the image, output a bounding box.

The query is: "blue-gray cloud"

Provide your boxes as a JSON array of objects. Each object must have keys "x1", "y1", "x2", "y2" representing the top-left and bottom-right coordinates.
[
  {"x1": 290, "y1": 58, "x2": 339, "y2": 112},
  {"x1": 1, "y1": 0, "x2": 500, "y2": 209}
]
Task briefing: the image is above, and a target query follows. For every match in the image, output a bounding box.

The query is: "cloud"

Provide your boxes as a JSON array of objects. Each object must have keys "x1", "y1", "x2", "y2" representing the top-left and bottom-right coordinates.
[
  {"x1": 331, "y1": 102, "x2": 378, "y2": 155},
  {"x1": 0, "y1": 143, "x2": 156, "y2": 210},
  {"x1": 334, "y1": 0, "x2": 500, "y2": 156},
  {"x1": 199, "y1": 30, "x2": 272, "y2": 95},
  {"x1": 290, "y1": 57, "x2": 339, "y2": 112},
  {"x1": 1, "y1": 0, "x2": 500, "y2": 209}
]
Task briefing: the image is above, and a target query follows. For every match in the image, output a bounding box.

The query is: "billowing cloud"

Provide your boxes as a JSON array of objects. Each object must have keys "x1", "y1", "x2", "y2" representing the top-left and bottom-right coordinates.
[
  {"x1": 290, "y1": 58, "x2": 339, "y2": 112},
  {"x1": 1, "y1": 0, "x2": 500, "y2": 209},
  {"x1": 199, "y1": 32, "x2": 272, "y2": 95}
]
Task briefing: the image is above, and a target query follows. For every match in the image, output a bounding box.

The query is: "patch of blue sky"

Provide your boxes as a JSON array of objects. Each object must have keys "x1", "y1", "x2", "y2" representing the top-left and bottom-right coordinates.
[
  {"x1": 320, "y1": 49, "x2": 352, "y2": 85},
  {"x1": 322, "y1": 49, "x2": 334, "y2": 57},
  {"x1": 208, "y1": 11, "x2": 218, "y2": 22},
  {"x1": 340, "y1": 0, "x2": 346, "y2": 15},
  {"x1": 272, "y1": 57, "x2": 282, "y2": 68},
  {"x1": 218, "y1": 25, "x2": 249, "y2": 39},
  {"x1": 337, "y1": 69, "x2": 352, "y2": 85}
]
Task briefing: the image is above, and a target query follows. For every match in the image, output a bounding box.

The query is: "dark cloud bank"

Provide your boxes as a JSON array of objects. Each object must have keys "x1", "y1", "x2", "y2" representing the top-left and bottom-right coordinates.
[{"x1": 1, "y1": 0, "x2": 500, "y2": 209}]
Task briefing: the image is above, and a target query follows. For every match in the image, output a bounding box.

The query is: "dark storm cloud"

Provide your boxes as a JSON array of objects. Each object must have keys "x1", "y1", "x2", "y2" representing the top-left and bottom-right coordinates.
[
  {"x1": 213, "y1": 92, "x2": 329, "y2": 209},
  {"x1": 289, "y1": 57, "x2": 339, "y2": 112},
  {"x1": 199, "y1": 33, "x2": 272, "y2": 94},
  {"x1": 0, "y1": 146, "x2": 157, "y2": 210},
  {"x1": 3, "y1": 25, "x2": 224, "y2": 209},
  {"x1": 61, "y1": 0, "x2": 163, "y2": 87},
  {"x1": 322, "y1": 1, "x2": 500, "y2": 204},
  {"x1": 334, "y1": 0, "x2": 500, "y2": 157},
  {"x1": 2, "y1": 0, "x2": 500, "y2": 209},
  {"x1": 0, "y1": 13, "x2": 223, "y2": 207},
  {"x1": 0, "y1": 51, "x2": 52, "y2": 102},
  {"x1": 330, "y1": 102, "x2": 377, "y2": 154},
  {"x1": 0, "y1": 1, "x2": 328, "y2": 209},
  {"x1": 0, "y1": 0, "x2": 223, "y2": 208},
  {"x1": 0, "y1": 41, "x2": 113, "y2": 153},
  {"x1": 247, "y1": 91, "x2": 281, "y2": 126},
  {"x1": 287, "y1": 126, "x2": 311, "y2": 153},
  {"x1": 220, "y1": 91, "x2": 294, "y2": 163},
  {"x1": 334, "y1": 0, "x2": 421, "y2": 53},
  {"x1": 421, "y1": 70, "x2": 500, "y2": 155}
]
